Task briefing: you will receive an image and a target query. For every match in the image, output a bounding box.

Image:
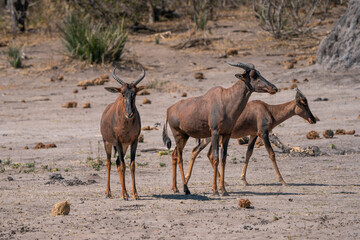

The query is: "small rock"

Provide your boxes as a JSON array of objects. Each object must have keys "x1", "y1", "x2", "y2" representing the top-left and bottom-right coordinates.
[
  {"x1": 323, "y1": 130, "x2": 334, "y2": 138},
  {"x1": 291, "y1": 79, "x2": 299, "y2": 83},
  {"x1": 73, "y1": 89, "x2": 78, "y2": 94},
  {"x1": 49, "y1": 173, "x2": 64, "y2": 180},
  {"x1": 62, "y1": 102, "x2": 77, "y2": 108},
  {"x1": 34, "y1": 142, "x2": 45, "y2": 149},
  {"x1": 138, "y1": 90, "x2": 150, "y2": 95},
  {"x1": 284, "y1": 62, "x2": 294, "y2": 69},
  {"x1": 51, "y1": 200, "x2": 70, "y2": 216},
  {"x1": 306, "y1": 131, "x2": 320, "y2": 139},
  {"x1": 142, "y1": 98, "x2": 151, "y2": 104},
  {"x1": 303, "y1": 78, "x2": 309, "y2": 82},
  {"x1": 181, "y1": 92, "x2": 187, "y2": 97},
  {"x1": 238, "y1": 199, "x2": 251, "y2": 208},
  {"x1": 289, "y1": 83, "x2": 297, "y2": 89},
  {"x1": 82, "y1": 86, "x2": 87, "y2": 90},
  {"x1": 150, "y1": 126, "x2": 158, "y2": 130},
  {"x1": 345, "y1": 130, "x2": 355, "y2": 135},
  {"x1": 194, "y1": 72, "x2": 204, "y2": 80},
  {"x1": 238, "y1": 137, "x2": 249, "y2": 145},
  {"x1": 141, "y1": 126, "x2": 151, "y2": 131},
  {"x1": 45, "y1": 143, "x2": 57, "y2": 149},
  {"x1": 138, "y1": 134, "x2": 144, "y2": 143},
  {"x1": 24, "y1": 146, "x2": 29, "y2": 150},
  {"x1": 225, "y1": 48, "x2": 238, "y2": 56},
  {"x1": 100, "y1": 74, "x2": 109, "y2": 80},
  {"x1": 285, "y1": 53, "x2": 296, "y2": 57},
  {"x1": 335, "y1": 129, "x2": 346, "y2": 135},
  {"x1": 82, "y1": 102, "x2": 91, "y2": 108},
  {"x1": 57, "y1": 74, "x2": 64, "y2": 81},
  {"x1": 8, "y1": 176, "x2": 14, "y2": 181}
]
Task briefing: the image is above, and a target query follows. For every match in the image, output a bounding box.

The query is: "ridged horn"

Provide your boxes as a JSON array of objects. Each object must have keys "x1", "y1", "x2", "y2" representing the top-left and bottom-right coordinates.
[
  {"x1": 133, "y1": 65, "x2": 146, "y2": 86},
  {"x1": 227, "y1": 62, "x2": 255, "y2": 71},
  {"x1": 112, "y1": 67, "x2": 125, "y2": 86}
]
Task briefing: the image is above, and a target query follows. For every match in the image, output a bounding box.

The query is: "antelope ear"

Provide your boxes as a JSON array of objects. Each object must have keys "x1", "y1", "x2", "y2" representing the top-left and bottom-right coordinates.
[
  {"x1": 136, "y1": 86, "x2": 146, "y2": 93},
  {"x1": 235, "y1": 73, "x2": 247, "y2": 81},
  {"x1": 104, "y1": 87, "x2": 121, "y2": 93}
]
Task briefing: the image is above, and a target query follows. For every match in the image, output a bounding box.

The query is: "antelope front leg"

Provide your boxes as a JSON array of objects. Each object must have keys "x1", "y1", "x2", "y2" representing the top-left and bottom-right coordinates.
[
  {"x1": 130, "y1": 140, "x2": 139, "y2": 200},
  {"x1": 115, "y1": 143, "x2": 129, "y2": 200},
  {"x1": 211, "y1": 132, "x2": 220, "y2": 195},
  {"x1": 262, "y1": 134, "x2": 287, "y2": 186},
  {"x1": 241, "y1": 135, "x2": 257, "y2": 186},
  {"x1": 219, "y1": 136, "x2": 230, "y2": 196},
  {"x1": 104, "y1": 141, "x2": 112, "y2": 198},
  {"x1": 185, "y1": 139, "x2": 209, "y2": 184},
  {"x1": 171, "y1": 148, "x2": 179, "y2": 193}
]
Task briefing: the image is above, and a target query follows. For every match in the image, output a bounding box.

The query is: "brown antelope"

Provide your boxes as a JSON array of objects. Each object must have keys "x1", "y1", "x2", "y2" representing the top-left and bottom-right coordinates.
[
  {"x1": 185, "y1": 89, "x2": 316, "y2": 187},
  {"x1": 162, "y1": 62, "x2": 278, "y2": 196},
  {"x1": 100, "y1": 66, "x2": 145, "y2": 200}
]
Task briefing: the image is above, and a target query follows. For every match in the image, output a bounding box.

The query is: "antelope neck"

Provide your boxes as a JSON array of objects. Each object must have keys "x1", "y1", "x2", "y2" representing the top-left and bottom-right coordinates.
[
  {"x1": 268, "y1": 100, "x2": 296, "y2": 128},
  {"x1": 224, "y1": 81, "x2": 252, "y2": 119}
]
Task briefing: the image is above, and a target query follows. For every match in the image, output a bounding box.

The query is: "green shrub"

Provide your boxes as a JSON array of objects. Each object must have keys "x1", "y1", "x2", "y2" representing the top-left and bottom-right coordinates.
[
  {"x1": 8, "y1": 47, "x2": 22, "y2": 68},
  {"x1": 59, "y1": 14, "x2": 128, "y2": 64}
]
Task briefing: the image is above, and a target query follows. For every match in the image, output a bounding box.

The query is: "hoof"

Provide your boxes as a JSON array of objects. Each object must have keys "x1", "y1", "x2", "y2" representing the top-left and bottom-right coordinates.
[
  {"x1": 220, "y1": 190, "x2": 229, "y2": 196},
  {"x1": 212, "y1": 190, "x2": 219, "y2": 196},
  {"x1": 172, "y1": 187, "x2": 179, "y2": 193},
  {"x1": 281, "y1": 181, "x2": 287, "y2": 186},
  {"x1": 184, "y1": 184, "x2": 191, "y2": 195},
  {"x1": 122, "y1": 193, "x2": 129, "y2": 201}
]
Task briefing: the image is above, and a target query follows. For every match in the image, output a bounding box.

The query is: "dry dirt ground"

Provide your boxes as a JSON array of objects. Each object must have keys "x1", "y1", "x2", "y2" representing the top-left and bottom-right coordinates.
[{"x1": 1, "y1": 7, "x2": 360, "y2": 240}]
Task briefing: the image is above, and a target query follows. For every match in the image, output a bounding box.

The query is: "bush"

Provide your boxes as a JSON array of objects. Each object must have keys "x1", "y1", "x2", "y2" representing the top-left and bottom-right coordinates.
[
  {"x1": 252, "y1": 0, "x2": 320, "y2": 39},
  {"x1": 58, "y1": 14, "x2": 128, "y2": 64},
  {"x1": 8, "y1": 47, "x2": 22, "y2": 68}
]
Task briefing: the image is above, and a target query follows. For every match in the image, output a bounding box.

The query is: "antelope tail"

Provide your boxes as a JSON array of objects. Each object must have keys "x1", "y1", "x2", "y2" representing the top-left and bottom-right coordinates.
[{"x1": 162, "y1": 118, "x2": 172, "y2": 149}]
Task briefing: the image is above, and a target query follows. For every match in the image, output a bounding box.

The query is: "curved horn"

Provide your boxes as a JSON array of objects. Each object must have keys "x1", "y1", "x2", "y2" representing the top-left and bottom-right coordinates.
[
  {"x1": 227, "y1": 62, "x2": 255, "y2": 71},
  {"x1": 296, "y1": 88, "x2": 305, "y2": 99},
  {"x1": 133, "y1": 65, "x2": 146, "y2": 86},
  {"x1": 112, "y1": 67, "x2": 125, "y2": 86}
]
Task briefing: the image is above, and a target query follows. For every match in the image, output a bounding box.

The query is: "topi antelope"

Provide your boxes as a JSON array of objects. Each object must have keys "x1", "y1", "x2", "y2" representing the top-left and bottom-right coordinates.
[
  {"x1": 100, "y1": 66, "x2": 145, "y2": 200},
  {"x1": 163, "y1": 62, "x2": 278, "y2": 196},
  {"x1": 185, "y1": 89, "x2": 317, "y2": 187}
]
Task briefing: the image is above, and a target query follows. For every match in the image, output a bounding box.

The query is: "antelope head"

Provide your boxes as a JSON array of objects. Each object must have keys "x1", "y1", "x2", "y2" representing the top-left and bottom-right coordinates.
[
  {"x1": 105, "y1": 66, "x2": 146, "y2": 119},
  {"x1": 294, "y1": 89, "x2": 317, "y2": 124},
  {"x1": 228, "y1": 62, "x2": 278, "y2": 94}
]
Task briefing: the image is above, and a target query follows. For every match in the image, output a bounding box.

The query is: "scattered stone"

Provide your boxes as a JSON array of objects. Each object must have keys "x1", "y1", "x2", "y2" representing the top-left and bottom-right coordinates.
[
  {"x1": 62, "y1": 102, "x2": 77, "y2": 108},
  {"x1": 34, "y1": 142, "x2": 57, "y2": 149},
  {"x1": 138, "y1": 134, "x2": 144, "y2": 143},
  {"x1": 82, "y1": 86, "x2": 87, "y2": 90},
  {"x1": 194, "y1": 72, "x2": 204, "y2": 80},
  {"x1": 49, "y1": 173, "x2": 64, "y2": 180},
  {"x1": 345, "y1": 130, "x2": 355, "y2": 135},
  {"x1": 335, "y1": 129, "x2": 346, "y2": 135},
  {"x1": 314, "y1": 97, "x2": 328, "y2": 101},
  {"x1": 290, "y1": 146, "x2": 321, "y2": 157},
  {"x1": 82, "y1": 102, "x2": 91, "y2": 108},
  {"x1": 141, "y1": 126, "x2": 151, "y2": 131},
  {"x1": 73, "y1": 89, "x2": 78, "y2": 94},
  {"x1": 285, "y1": 53, "x2": 296, "y2": 57},
  {"x1": 226, "y1": 48, "x2": 238, "y2": 56},
  {"x1": 8, "y1": 176, "x2": 14, "y2": 181},
  {"x1": 289, "y1": 83, "x2": 297, "y2": 89},
  {"x1": 238, "y1": 137, "x2": 249, "y2": 145},
  {"x1": 138, "y1": 90, "x2": 150, "y2": 95},
  {"x1": 77, "y1": 74, "x2": 109, "y2": 87},
  {"x1": 181, "y1": 92, "x2": 187, "y2": 97},
  {"x1": 323, "y1": 130, "x2": 334, "y2": 138},
  {"x1": 150, "y1": 126, "x2": 158, "y2": 130},
  {"x1": 24, "y1": 146, "x2": 29, "y2": 150},
  {"x1": 284, "y1": 62, "x2": 294, "y2": 69},
  {"x1": 57, "y1": 74, "x2": 64, "y2": 81},
  {"x1": 238, "y1": 199, "x2": 252, "y2": 208},
  {"x1": 282, "y1": 87, "x2": 289, "y2": 91},
  {"x1": 52, "y1": 200, "x2": 70, "y2": 216},
  {"x1": 34, "y1": 142, "x2": 45, "y2": 149},
  {"x1": 142, "y1": 98, "x2": 151, "y2": 104},
  {"x1": 306, "y1": 131, "x2": 320, "y2": 139},
  {"x1": 303, "y1": 78, "x2": 309, "y2": 82},
  {"x1": 291, "y1": 79, "x2": 299, "y2": 83}
]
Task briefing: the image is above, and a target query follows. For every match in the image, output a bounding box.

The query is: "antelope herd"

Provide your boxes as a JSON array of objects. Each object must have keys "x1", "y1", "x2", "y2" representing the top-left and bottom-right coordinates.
[{"x1": 100, "y1": 62, "x2": 316, "y2": 200}]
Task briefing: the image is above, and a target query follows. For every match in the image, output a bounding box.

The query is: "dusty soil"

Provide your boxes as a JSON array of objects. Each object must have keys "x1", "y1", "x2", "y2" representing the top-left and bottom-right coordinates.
[{"x1": 1, "y1": 6, "x2": 360, "y2": 240}]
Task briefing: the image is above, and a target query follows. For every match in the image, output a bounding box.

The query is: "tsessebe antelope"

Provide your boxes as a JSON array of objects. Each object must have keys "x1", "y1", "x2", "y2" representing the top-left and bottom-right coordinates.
[
  {"x1": 162, "y1": 62, "x2": 278, "y2": 195},
  {"x1": 185, "y1": 89, "x2": 316, "y2": 186},
  {"x1": 100, "y1": 66, "x2": 145, "y2": 200}
]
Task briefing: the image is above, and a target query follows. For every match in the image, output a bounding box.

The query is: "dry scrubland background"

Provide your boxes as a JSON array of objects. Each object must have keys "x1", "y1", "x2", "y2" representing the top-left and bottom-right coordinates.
[{"x1": 0, "y1": 1, "x2": 360, "y2": 239}]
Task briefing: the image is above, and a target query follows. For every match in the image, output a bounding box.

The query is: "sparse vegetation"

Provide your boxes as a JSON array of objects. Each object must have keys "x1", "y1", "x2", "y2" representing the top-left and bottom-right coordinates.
[
  {"x1": 12, "y1": 163, "x2": 21, "y2": 169},
  {"x1": 159, "y1": 162, "x2": 166, "y2": 167},
  {"x1": 58, "y1": 14, "x2": 128, "y2": 64},
  {"x1": 8, "y1": 47, "x2": 22, "y2": 68}
]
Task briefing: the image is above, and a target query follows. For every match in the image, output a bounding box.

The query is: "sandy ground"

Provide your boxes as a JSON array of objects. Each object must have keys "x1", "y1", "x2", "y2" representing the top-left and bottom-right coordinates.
[{"x1": 0, "y1": 7, "x2": 360, "y2": 240}]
